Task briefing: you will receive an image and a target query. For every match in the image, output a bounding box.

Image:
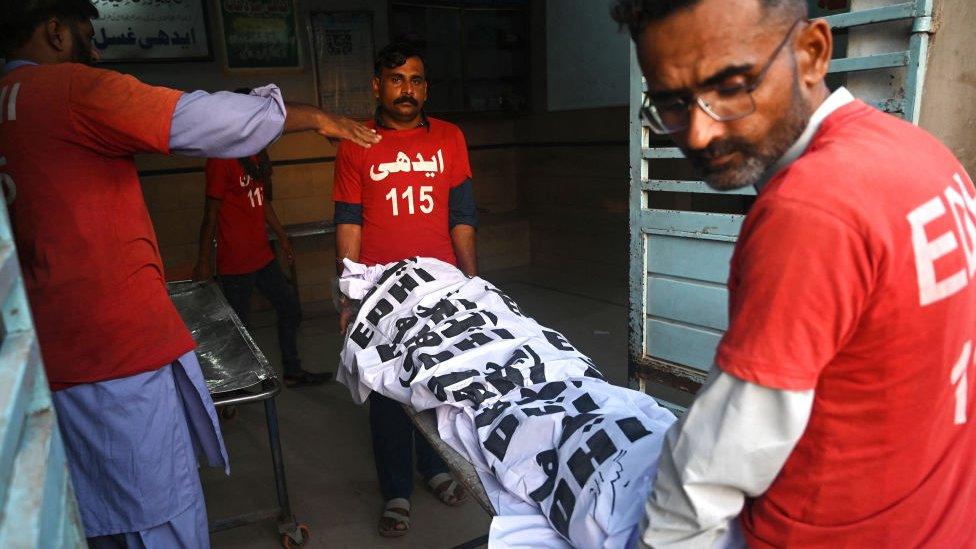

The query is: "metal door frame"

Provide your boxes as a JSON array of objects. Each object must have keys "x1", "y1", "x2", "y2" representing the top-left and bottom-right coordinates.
[{"x1": 0, "y1": 158, "x2": 86, "y2": 545}]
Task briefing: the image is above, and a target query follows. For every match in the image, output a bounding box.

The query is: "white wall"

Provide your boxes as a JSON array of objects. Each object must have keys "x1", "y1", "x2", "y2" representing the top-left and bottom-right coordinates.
[{"x1": 546, "y1": 0, "x2": 629, "y2": 111}]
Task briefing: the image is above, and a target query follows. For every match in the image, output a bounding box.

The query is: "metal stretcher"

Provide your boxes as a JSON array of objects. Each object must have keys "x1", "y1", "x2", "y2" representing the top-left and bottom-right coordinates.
[
  {"x1": 404, "y1": 406, "x2": 495, "y2": 549},
  {"x1": 168, "y1": 281, "x2": 309, "y2": 548}
]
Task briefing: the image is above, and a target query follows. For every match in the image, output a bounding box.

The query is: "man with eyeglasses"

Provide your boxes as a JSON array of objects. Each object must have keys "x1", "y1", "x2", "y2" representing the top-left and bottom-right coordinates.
[{"x1": 613, "y1": 0, "x2": 976, "y2": 548}]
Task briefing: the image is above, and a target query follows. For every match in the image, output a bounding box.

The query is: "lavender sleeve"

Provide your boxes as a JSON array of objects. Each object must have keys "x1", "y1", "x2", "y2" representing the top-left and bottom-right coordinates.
[{"x1": 169, "y1": 84, "x2": 287, "y2": 158}]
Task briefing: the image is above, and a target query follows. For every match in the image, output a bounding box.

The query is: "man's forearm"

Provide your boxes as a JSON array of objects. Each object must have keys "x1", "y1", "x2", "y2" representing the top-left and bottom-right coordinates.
[
  {"x1": 283, "y1": 102, "x2": 328, "y2": 134},
  {"x1": 170, "y1": 88, "x2": 379, "y2": 159},
  {"x1": 196, "y1": 217, "x2": 217, "y2": 264},
  {"x1": 641, "y1": 370, "x2": 814, "y2": 549},
  {"x1": 451, "y1": 224, "x2": 477, "y2": 276},
  {"x1": 264, "y1": 202, "x2": 288, "y2": 240},
  {"x1": 335, "y1": 223, "x2": 362, "y2": 273}
]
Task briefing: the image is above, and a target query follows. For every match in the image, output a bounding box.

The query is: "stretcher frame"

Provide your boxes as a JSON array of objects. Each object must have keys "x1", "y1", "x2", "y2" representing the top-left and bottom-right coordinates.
[
  {"x1": 404, "y1": 406, "x2": 494, "y2": 549},
  {"x1": 168, "y1": 281, "x2": 308, "y2": 547}
]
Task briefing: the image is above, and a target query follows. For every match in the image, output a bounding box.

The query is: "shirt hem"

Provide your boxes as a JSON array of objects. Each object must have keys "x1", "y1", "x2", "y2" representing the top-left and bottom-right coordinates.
[{"x1": 48, "y1": 339, "x2": 195, "y2": 391}]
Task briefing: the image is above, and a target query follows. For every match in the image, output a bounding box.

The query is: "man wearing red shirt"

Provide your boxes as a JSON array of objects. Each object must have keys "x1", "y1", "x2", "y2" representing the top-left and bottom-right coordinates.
[
  {"x1": 195, "y1": 93, "x2": 331, "y2": 387},
  {"x1": 0, "y1": 1, "x2": 378, "y2": 545},
  {"x1": 333, "y1": 41, "x2": 477, "y2": 537},
  {"x1": 614, "y1": 0, "x2": 976, "y2": 547}
]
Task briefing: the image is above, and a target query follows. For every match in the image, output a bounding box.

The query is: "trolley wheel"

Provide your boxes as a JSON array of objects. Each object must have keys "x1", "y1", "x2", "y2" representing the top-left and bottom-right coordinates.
[
  {"x1": 219, "y1": 405, "x2": 238, "y2": 420},
  {"x1": 281, "y1": 523, "x2": 309, "y2": 548}
]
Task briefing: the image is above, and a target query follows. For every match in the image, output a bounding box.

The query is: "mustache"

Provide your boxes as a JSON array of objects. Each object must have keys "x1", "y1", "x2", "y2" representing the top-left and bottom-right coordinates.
[
  {"x1": 394, "y1": 96, "x2": 418, "y2": 106},
  {"x1": 685, "y1": 137, "x2": 755, "y2": 168}
]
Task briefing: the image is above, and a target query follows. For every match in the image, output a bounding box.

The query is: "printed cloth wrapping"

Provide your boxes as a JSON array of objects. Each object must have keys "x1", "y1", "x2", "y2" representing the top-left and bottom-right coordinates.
[{"x1": 338, "y1": 257, "x2": 676, "y2": 548}]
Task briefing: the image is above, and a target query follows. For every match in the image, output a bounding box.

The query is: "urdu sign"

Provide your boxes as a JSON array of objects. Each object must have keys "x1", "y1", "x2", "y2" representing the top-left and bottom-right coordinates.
[{"x1": 91, "y1": 0, "x2": 212, "y2": 62}]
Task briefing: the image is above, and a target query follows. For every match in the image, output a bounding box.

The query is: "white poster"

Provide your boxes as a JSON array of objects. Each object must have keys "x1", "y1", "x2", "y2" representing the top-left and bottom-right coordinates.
[
  {"x1": 92, "y1": 0, "x2": 212, "y2": 62},
  {"x1": 309, "y1": 11, "x2": 375, "y2": 119}
]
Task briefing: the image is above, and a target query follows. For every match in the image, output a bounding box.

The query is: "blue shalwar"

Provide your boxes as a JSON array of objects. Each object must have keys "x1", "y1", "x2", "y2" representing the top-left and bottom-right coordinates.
[{"x1": 52, "y1": 352, "x2": 228, "y2": 547}]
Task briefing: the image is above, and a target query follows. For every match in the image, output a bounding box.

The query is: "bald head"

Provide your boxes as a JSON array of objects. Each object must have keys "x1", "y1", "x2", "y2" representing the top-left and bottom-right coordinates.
[{"x1": 611, "y1": 0, "x2": 807, "y2": 38}]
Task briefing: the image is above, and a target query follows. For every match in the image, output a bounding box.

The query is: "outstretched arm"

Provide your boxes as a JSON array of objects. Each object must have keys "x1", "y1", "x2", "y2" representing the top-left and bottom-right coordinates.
[{"x1": 169, "y1": 85, "x2": 379, "y2": 158}]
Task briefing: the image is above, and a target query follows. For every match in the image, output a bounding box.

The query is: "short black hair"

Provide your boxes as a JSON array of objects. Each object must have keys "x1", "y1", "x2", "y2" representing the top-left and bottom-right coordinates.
[
  {"x1": 611, "y1": 0, "x2": 806, "y2": 38},
  {"x1": 374, "y1": 39, "x2": 427, "y2": 77},
  {"x1": 0, "y1": 0, "x2": 99, "y2": 56}
]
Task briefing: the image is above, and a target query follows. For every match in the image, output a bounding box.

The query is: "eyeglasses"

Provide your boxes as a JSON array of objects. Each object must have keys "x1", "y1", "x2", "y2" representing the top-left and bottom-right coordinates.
[{"x1": 641, "y1": 18, "x2": 805, "y2": 135}]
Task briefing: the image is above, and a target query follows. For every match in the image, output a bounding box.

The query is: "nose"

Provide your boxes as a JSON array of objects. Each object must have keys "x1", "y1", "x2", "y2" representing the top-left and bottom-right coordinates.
[{"x1": 682, "y1": 100, "x2": 725, "y2": 152}]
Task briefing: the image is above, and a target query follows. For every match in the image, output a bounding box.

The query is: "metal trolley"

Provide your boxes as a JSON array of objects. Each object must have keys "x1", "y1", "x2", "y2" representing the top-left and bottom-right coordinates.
[
  {"x1": 405, "y1": 406, "x2": 495, "y2": 549},
  {"x1": 168, "y1": 281, "x2": 309, "y2": 548}
]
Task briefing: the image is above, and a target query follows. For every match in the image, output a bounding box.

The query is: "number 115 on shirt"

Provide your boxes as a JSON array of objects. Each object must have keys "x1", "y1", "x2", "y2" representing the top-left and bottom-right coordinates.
[{"x1": 386, "y1": 185, "x2": 433, "y2": 216}]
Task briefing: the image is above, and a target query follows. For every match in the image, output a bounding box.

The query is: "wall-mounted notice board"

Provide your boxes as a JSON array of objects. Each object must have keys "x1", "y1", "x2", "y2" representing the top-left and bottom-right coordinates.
[
  {"x1": 91, "y1": 0, "x2": 213, "y2": 62},
  {"x1": 308, "y1": 11, "x2": 376, "y2": 119},
  {"x1": 218, "y1": 0, "x2": 301, "y2": 72}
]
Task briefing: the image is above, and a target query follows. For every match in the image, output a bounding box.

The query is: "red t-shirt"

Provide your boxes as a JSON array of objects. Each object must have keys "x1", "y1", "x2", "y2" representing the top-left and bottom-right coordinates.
[
  {"x1": 332, "y1": 117, "x2": 471, "y2": 266},
  {"x1": 0, "y1": 63, "x2": 193, "y2": 389},
  {"x1": 716, "y1": 101, "x2": 976, "y2": 546},
  {"x1": 205, "y1": 157, "x2": 274, "y2": 275}
]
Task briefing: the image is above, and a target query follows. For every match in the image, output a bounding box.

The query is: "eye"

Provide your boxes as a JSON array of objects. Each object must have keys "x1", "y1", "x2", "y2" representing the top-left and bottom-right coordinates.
[
  {"x1": 715, "y1": 80, "x2": 749, "y2": 97},
  {"x1": 411, "y1": 77, "x2": 424, "y2": 86},
  {"x1": 655, "y1": 97, "x2": 687, "y2": 113},
  {"x1": 390, "y1": 75, "x2": 403, "y2": 84}
]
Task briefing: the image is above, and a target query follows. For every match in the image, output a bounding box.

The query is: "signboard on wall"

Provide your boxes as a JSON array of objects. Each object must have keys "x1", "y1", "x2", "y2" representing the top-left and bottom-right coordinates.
[
  {"x1": 218, "y1": 0, "x2": 301, "y2": 71},
  {"x1": 308, "y1": 11, "x2": 376, "y2": 119},
  {"x1": 91, "y1": 0, "x2": 212, "y2": 62}
]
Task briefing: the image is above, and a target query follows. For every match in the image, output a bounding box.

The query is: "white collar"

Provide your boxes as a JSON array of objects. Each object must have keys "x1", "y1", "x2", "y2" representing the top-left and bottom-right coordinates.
[{"x1": 755, "y1": 86, "x2": 855, "y2": 192}]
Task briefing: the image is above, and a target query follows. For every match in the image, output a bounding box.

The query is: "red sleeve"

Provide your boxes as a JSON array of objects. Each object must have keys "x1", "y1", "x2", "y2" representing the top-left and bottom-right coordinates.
[
  {"x1": 67, "y1": 65, "x2": 182, "y2": 156},
  {"x1": 205, "y1": 159, "x2": 229, "y2": 200},
  {"x1": 450, "y1": 128, "x2": 472, "y2": 188},
  {"x1": 715, "y1": 199, "x2": 875, "y2": 390},
  {"x1": 332, "y1": 140, "x2": 363, "y2": 204}
]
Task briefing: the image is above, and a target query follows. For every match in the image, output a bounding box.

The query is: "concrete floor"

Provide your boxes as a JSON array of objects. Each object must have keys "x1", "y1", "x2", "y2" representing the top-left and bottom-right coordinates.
[{"x1": 203, "y1": 266, "x2": 630, "y2": 548}]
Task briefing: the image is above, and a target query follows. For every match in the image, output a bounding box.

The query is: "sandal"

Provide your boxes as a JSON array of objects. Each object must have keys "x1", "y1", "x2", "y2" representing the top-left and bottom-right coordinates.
[
  {"x1": 427, "y1": 472, "x2": 468, "y2": 507},
  {"x1": 283, "y1": 369, "x2": 333, "y2": 388},
  {"x1": 378, "y1": 498, "x2": 411, "y2": 537}
]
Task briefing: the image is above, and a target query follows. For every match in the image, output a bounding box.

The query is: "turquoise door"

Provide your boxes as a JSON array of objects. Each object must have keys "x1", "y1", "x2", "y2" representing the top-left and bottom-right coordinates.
[{"x1": 0, "y1": 152, "x2": 86, "y2": 544}]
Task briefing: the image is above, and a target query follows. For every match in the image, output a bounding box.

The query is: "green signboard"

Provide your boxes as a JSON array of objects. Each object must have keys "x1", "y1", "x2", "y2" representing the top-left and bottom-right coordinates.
[{"x1": 218, "y1": 0, "x2": 300, "y2": 70}]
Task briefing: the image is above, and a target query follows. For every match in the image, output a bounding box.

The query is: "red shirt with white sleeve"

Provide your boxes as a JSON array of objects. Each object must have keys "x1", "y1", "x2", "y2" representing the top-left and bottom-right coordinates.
[
  {"x1": 332, "y1": 117, "x2": 471, "y2": 267},
  {"x1": 0, "y1": 63, "x2": 193, "y2": 389},
  {"x1": 716, "y1": 100, "x2": 976, "y2": 546},
  {"x1": 205, "y1": 157, "x2": 274, "y2": 275}
]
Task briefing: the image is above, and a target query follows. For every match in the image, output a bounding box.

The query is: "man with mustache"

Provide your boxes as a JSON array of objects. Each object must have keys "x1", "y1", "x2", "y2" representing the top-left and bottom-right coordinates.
[
  {"x1": 613, "y1": 0, "x2": 976, "y2": 547},
  {"x1": 332, "y1": 40, "x2": 478, "y2": 537},
  {"x1": 0, "y1": 0, "x2": 379, "y2": 546}
]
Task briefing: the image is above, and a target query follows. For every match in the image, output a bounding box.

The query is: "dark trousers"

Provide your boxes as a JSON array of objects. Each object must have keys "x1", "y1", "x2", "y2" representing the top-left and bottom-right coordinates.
[
  {"x1": 219, "y1": 259, "x2": 303, "y2": 377},
  {"x1": 369, "y1": 392, "x2": 448, "y2": 500}
]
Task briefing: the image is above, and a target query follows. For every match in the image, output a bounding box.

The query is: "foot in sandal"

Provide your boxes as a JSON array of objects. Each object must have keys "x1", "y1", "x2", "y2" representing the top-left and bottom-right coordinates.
[
  {"x1": 378, "y1": 498, "x2": 411, "y2": 537},
  {"x1": 426, "y1": 472, "x2": 469, "y2": 507}
]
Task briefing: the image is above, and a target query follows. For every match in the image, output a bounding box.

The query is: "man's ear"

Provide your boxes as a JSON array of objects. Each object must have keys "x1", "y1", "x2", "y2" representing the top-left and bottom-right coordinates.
[
  {"x1": 796, "y1": 18, "x2": 833, "y2": 88},
  {"x1": 371, "y1": 76, "x2": 381, "y2": 100},
  {"x1": 44, "y1": 17, "x2": 70, "y2": 54}
]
